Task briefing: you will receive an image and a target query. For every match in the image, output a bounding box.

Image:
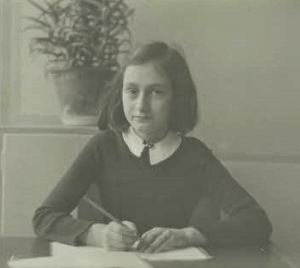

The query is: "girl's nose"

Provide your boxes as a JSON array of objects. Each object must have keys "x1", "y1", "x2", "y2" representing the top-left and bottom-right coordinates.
[{"x1": 136, "y1": 93, "x2": 149, "y2": 112}]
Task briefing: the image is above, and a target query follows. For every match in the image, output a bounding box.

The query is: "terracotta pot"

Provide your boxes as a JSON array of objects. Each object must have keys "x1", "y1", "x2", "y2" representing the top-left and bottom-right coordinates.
[{"x1": 47, "y1": 67, "x2": 115, "y2": 125}]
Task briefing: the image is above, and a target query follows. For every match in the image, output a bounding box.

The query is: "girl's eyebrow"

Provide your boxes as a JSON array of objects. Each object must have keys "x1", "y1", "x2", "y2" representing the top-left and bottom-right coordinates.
[
  {"x1": 124, "y1": 82, "x2": 166, "y2": 88},
  {"x1": 123, "y1": 82, "x2": 138, "y2": 87},
  {"x1": 147, "y1": 83, "x2": 166, "y2": 87}
]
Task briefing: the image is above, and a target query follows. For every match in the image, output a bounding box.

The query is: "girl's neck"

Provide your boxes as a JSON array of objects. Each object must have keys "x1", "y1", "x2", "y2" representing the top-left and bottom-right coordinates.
[{"x1": 131, "y1": 127, "x2": 170, "y2": 144}]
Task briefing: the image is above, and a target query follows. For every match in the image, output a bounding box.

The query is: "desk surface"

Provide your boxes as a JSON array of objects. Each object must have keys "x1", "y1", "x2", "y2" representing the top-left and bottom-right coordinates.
[{"x1": 0, "y1": 237, "x2": 292, "y2": 268}]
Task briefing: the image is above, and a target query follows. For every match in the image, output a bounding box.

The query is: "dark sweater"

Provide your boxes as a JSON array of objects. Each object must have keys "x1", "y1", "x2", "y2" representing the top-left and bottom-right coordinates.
[{"x1": 33, "y1": 130, "x2": 272, "y2": 247}]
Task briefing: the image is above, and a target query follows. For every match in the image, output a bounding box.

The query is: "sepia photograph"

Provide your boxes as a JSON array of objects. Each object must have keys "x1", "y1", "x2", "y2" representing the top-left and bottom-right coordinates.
[{"x1": 0, "y1": 0, "x2": 299, "y2": 267}]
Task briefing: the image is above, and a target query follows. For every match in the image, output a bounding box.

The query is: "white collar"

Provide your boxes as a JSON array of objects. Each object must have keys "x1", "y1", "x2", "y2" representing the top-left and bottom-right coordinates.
[{"x1": 122, "y1": 127, "x2": 182, "y2": 165}]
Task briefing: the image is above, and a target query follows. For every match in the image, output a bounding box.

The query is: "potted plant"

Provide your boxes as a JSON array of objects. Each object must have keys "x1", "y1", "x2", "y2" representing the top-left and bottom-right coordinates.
[{"x1": 25, "y1": 0, "x2": 134, "y2": 125}]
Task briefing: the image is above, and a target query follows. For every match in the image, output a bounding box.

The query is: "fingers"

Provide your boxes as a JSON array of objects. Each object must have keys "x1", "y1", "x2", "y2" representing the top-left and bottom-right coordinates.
[
  {"x1": 104, "y1": 221, "x2": 139, "y2": 251},
  {"x1": 108, "y1": 222, "x2": 136, "y2": 238},
  {"x1": 137, "y1": 228, "x2": 159, "y2": 252},
  {"x1": 108, "y1": 229, "x2": 136, "y2": 245},
  {"x1": 137, "y1": 227, "x2": 174, "y2": 253},
  {"x1": 147, "y1": 230, "x2": 173, "y2": 253},
  {"x1": 122, "y1": 221, "x2": 139, "y2": 237}
]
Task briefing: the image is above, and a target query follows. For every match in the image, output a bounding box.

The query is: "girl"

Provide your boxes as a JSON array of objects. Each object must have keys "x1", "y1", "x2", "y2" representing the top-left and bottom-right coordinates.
[{"x1": 33, "y1": 41, "x2": 272, "y2": 253}]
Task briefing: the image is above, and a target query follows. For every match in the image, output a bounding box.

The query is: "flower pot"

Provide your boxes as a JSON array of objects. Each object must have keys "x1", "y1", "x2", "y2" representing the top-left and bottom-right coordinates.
[{"x1": 47, "y1": 67, "x2": 115, "y2": 126}]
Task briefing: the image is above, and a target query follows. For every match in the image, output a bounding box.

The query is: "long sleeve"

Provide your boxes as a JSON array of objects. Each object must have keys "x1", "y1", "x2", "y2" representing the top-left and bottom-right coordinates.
[
  {"x1": 32, "y1": 134, "x2": 102, "y2": 245},
  {"x1": 195, "y1": 152, "x2": 272, "y2": 247}
]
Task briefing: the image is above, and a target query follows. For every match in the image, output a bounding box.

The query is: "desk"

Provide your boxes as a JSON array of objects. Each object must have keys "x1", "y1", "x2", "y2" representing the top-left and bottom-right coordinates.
[{"x1": 0, "y1": 237, "x2": 292, "y2": 268}]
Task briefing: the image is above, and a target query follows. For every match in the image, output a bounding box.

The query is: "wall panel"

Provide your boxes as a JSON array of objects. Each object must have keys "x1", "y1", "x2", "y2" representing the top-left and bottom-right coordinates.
[{"x1": 1, "y1": 133, "x2": 91, "y2": 236}]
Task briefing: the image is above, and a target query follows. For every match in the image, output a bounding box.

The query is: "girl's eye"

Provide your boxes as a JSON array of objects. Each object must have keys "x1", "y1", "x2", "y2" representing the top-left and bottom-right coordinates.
[
  {"x1": 125, "y1": 87, "x2": 138, "y2": 95},
  {"x1": 151, "y1": 89, "x2": 165, "y2": 96}
]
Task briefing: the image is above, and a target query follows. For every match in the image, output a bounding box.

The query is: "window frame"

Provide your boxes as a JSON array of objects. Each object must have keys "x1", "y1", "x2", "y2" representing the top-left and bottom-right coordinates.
[
  {"x1": 0, "y1": 0, "x2": 10, "y2": 125},
  {"x1": 0, "y1": 0, "x2": 61, "y2": 126}
]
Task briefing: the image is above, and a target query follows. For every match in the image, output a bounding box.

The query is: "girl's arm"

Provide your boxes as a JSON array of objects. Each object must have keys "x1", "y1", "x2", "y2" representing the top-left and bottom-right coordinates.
[
  {"x1": 196, "y1": 153, "x2": 272, "y2": 247},
  {"x1": 32, "y1": 135, "x2": 101, "y2": 245}
]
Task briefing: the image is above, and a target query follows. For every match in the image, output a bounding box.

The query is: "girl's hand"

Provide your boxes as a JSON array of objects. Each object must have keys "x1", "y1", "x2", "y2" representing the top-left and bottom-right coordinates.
[
  {"x1": 137, "y1": 227, "x2": 206, "y2": 253},
  {"x1": 85, "y1": 221, "x2": 139, "y2": 251},
  {"x1": 102, "y1": 221, "x2": 139, "y2": 251}
]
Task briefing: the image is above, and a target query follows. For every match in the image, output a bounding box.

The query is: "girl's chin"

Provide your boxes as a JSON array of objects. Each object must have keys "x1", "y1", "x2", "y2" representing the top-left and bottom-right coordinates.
[
  {"x1": 132, "y1": 124, "x2": 152, "y2": 134},
  {"x1": 131, "y1": 124, "x2": 155, "y2": 136}
]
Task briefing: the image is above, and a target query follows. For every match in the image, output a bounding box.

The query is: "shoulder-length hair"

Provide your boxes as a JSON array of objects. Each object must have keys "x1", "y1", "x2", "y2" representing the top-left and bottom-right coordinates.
[{"x1": 98, "y1": 41, "x2": 198, "y2": 134}]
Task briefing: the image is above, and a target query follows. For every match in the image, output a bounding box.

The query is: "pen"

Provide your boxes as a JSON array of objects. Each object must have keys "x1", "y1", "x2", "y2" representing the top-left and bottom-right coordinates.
[{"x1": 82, "y1": 196, "x2": 126, "y2": 226}]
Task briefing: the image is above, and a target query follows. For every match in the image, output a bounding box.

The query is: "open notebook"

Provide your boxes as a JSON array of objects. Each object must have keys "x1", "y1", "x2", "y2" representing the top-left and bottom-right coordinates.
[{"x1": 8, "y1": 242, "x2": 212, "y2": 268}]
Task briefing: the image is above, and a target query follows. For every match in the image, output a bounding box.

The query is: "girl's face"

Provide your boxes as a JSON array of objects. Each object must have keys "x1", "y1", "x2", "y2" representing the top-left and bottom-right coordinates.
[{"x1": 122, "y1": 62, "x2": 173, "y2": 142}]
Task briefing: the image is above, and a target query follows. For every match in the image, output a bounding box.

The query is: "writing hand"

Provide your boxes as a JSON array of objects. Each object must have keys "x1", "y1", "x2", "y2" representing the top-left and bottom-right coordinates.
[
  {"x1": 102, "y1": 220, "x2": 139, "y2": 251},
  {"x1": 85, "y1": 221, "x2": 138, "y2": 251}
]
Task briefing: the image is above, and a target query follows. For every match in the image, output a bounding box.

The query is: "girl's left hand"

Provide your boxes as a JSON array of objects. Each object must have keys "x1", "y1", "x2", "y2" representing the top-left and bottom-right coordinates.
[{"x1": 136, "y1": 227, "x2": 190, "y2": 253}]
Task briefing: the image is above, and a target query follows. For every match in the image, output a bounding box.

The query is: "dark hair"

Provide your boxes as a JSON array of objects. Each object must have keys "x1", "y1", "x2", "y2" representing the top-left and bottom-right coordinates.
[{"x1": 98, "y1": 41, "x2": 198, "y2": 134}]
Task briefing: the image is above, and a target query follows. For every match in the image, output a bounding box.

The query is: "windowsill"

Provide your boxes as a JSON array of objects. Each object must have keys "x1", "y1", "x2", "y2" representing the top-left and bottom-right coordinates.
[{"x1": 0, "y1": 124, "x2": 99, "y2": 135}]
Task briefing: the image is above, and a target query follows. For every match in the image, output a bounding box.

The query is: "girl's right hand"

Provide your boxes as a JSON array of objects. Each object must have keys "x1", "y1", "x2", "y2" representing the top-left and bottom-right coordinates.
[{"x1": 86, "y1": 221, "x2": 139, "y2": 251}]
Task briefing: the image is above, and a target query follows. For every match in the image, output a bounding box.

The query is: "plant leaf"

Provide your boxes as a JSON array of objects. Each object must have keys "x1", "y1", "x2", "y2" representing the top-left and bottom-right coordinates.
[
  {"x1": 25, "y1": 0, "x2": 133, "y2": 68},
  {"x1": 31, "y1": 37, "x2": 54, "y2": 43},
  {"x1": 43, "y1": 0, "x2": 62, "y2": 11},
  {"x1": 27, "y1": 0, "x2": 47, "y2": 14},
  {"x1": 25, "y1": 16, "x2": 52, "y2": 29},
  {"x1": 22, "y1": 24, "x2": 48, "y2": 33},
  {"x1": 81, "y1": 0, "x2": 105, "y2": 9}
]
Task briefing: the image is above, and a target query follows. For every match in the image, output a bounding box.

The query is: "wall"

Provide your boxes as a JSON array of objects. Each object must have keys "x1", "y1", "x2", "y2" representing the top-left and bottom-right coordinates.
[{"x1": 0, "y1": 133, "x2": 90, "y2": 236}]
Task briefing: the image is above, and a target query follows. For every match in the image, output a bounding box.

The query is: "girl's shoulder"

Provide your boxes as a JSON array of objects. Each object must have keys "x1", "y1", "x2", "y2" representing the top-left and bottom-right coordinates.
[
  {"x1": 88, "y1": 129, "x2": 119, "y2": 145},
  {"x1": 182, "y1": 135, "x2": 214, "y2": 159},
  {"x1": 183, "y1": 135, "x2": 210, "y2": 150}
]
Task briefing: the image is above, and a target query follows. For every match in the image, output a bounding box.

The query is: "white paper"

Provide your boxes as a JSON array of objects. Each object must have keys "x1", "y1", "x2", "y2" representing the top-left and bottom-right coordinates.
[
  {"x1": 7, "y1": 256, "x2": 78, "y2": 268},
  {"x1": 75, "y1": 251, "x2": 152, "y2": 268},
  {"x1": 51, "y1": 242, "x2": 211, "y2": 264},
  {"x1": 51, "y1": 242, "x2": 152, "y2": 268},
  {"x1": 138, "y1": 247, "x2": 212, "y2": 261}
]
